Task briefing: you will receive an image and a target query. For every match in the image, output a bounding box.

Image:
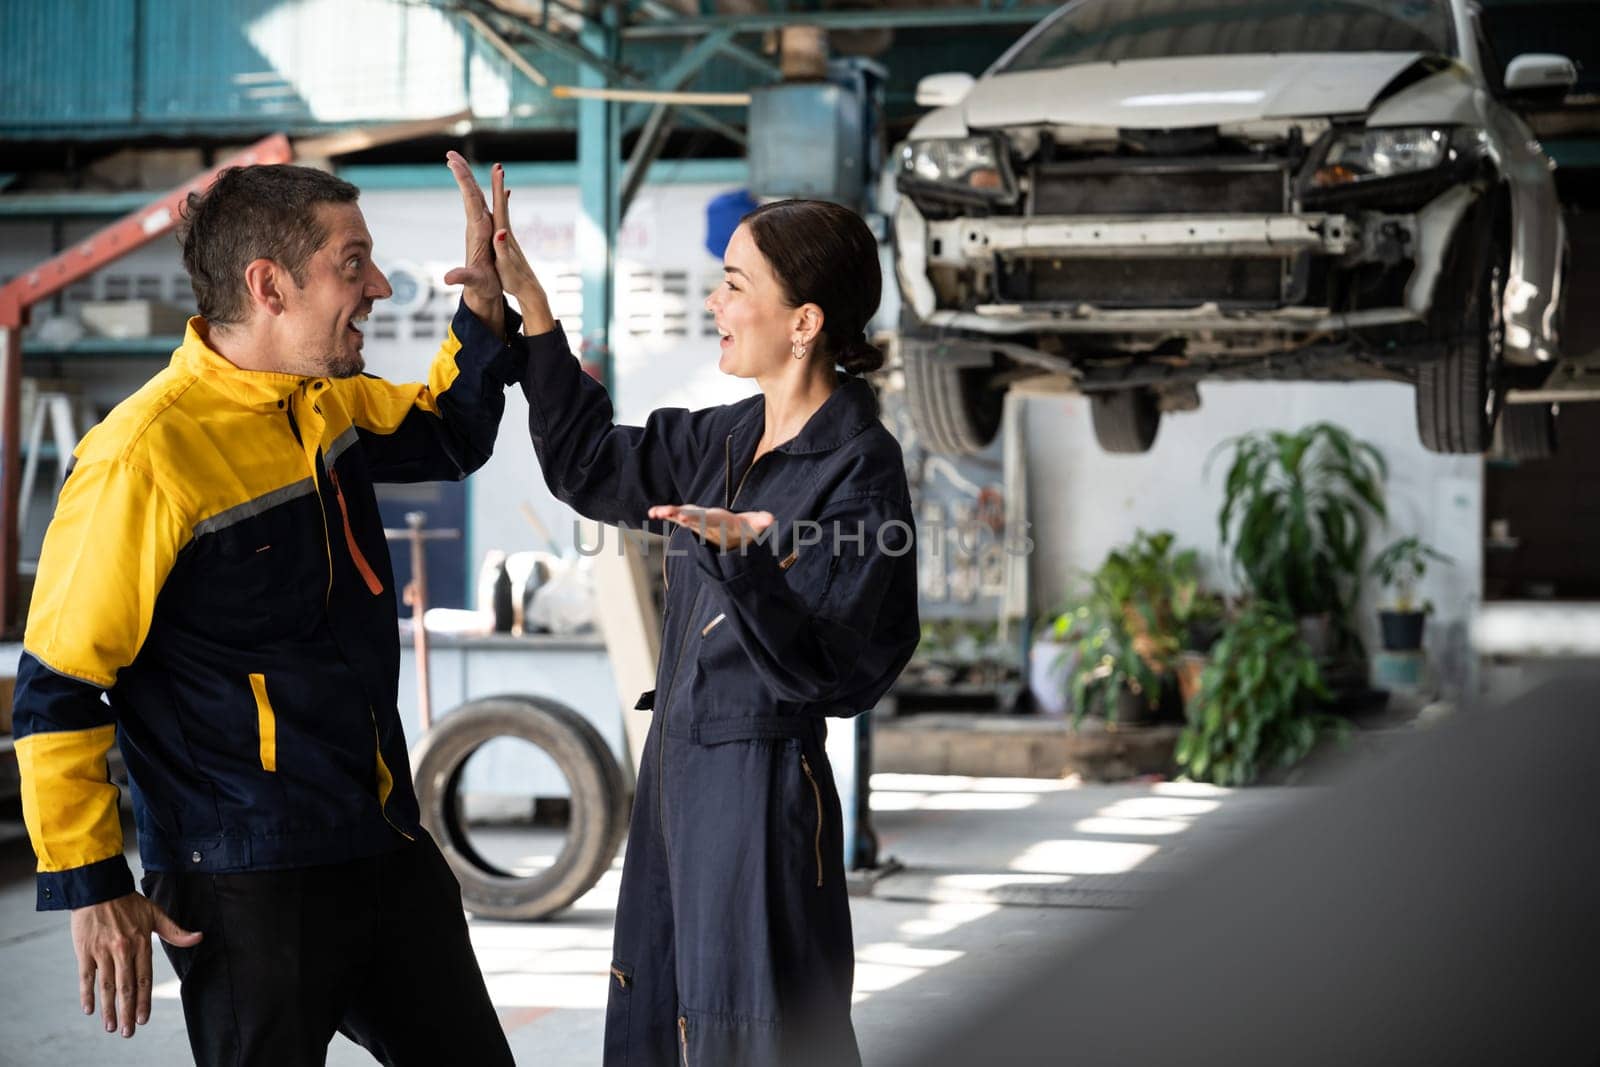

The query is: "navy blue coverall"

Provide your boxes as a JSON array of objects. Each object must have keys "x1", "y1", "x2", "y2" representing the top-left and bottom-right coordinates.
[{"x1": 517, "y1": 325, "x2": 920, "y2": 1066}]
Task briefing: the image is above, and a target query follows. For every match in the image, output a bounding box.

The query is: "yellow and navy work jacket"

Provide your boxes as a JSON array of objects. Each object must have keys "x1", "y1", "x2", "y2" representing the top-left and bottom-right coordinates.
[{"x1": 15, "y1": 300, "x2": 521, "y2": 910}]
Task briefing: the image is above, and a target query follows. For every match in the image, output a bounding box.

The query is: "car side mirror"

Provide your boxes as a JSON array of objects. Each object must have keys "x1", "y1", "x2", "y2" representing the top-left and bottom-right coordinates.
[
  {"x1": 916, "y1": 72, "x2": 976, "y2": 109},
  {"x1": 1502, "y1": 53, "x2": 1578, "y2": 104}
]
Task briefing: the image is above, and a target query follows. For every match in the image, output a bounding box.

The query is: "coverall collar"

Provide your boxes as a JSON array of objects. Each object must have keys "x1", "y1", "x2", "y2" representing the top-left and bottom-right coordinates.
[
  {"x1": 172, "y1": 316, "x2": 330, "y2": 409},
  {"x1": 742, "y1": 373, "x2": 879, "y2": 457}
]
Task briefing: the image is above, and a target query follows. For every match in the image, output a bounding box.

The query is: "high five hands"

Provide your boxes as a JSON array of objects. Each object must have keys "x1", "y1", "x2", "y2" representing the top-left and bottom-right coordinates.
[
  {"x1": 443, "y1": 152, "x2": 555, "y2": 337},
  {"x1": 454, "y1": 158, "x2": 762, "y2": 543}
]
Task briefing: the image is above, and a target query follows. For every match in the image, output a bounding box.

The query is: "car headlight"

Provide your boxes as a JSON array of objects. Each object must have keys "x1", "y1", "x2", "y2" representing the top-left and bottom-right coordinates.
[
  {"x1": 898, "y1": 136, "x2": 1014, "y2": 200},
  {"x1": 1313, "y1": 127, "x2": 1463, "y2": 187}
]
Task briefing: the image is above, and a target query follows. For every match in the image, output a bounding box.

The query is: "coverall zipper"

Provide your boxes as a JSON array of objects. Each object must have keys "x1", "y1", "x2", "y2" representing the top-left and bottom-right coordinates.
[
  {"x1": 801, "y1": 755, "x2": 824, "y2": 888},
  {"x1": 657, "y1": 583, "x2": 706, "y2": 856}
]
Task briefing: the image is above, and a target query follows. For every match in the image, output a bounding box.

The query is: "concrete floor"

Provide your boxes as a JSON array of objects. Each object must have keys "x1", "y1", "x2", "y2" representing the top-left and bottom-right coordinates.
[{"x1": 0, "y1": 772, "x2": 1294, "y2": 1066}]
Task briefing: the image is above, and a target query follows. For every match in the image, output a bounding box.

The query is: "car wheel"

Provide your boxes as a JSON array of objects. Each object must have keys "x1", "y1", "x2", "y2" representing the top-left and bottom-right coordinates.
[
  {"x1": 1090, "y1": 389, "x2": 1161, "y2": 453},
  {"x1": 411, "y1": 695, "x2": 629, "y2": 921},
  {"x1": 902, "y1": 338, "x2": 1005, "y2": 456},
  {"x1": 1416, "y1": 222, "x2": 1508, "y2": 454},
  {"x1": 1493, "y1": 403, "x2": 1557, "y2": 461}
]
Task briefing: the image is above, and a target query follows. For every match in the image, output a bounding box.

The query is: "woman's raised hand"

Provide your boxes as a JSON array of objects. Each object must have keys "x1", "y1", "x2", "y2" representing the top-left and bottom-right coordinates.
[{"x1": 485, "y1": 164, "x2": 556, "y2": 336}]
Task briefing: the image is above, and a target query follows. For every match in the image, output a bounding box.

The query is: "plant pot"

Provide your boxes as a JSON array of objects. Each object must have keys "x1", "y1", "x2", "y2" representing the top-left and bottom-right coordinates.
[
  {"x1": 1089, "y1": 684, "x2": 1155, "y2": 727},
  {"x1": 1184, "y1": 618, "x2": 1223, "y2": 654},
  {"x1": 1175, "y1": 651, "x2": 1208, "y2": 709},
  {"x1": 1028, "y1": 638, "x2": 1076, "y2": 717},
  {"x1": 1296, "y1": 613, "x2": 1335, "y2": 659},
  {"x1": 1378, "y1": 610, "x2": 1427, "y2": 652}
]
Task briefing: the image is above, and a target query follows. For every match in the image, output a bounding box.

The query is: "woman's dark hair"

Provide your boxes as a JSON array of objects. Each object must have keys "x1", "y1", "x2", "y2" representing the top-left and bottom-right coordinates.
[{"x1": 740, "y1": 199, "x2": 885, "y2": 375}]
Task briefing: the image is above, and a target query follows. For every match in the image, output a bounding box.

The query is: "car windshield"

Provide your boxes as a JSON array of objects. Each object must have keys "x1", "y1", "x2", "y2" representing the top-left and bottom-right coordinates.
[{"x1": 999, "y1": 0, "x2": 1457, "y2": 74}]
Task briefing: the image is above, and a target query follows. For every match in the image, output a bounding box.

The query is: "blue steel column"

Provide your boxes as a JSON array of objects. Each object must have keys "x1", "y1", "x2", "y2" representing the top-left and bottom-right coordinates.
[{"x1": 578, "y1": 5, "x2": 620, "y2": 392}]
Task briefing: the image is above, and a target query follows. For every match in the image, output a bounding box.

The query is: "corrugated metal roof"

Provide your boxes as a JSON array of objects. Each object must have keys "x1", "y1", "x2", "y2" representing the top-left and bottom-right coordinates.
[
  {"x1": 0, "y1": 0, "x2": 1012, "y2": 140},
  {"x1": 0, "y1": 0, "x2": 138, "y2": 128}
]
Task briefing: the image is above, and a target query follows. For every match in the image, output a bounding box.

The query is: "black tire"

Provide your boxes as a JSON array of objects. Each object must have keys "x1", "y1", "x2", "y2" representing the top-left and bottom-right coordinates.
[
  {"x1": 412, "y1": 695, "x2": 629, "y2": 921},
  {"x1": 1090, "y1": 389, "x2": 1162, "y2": 453},
  {"x1": 1495, "y1": 403, "x2": 1557, "y2": 461},
  {"x1": 1417, "y1": 218, "x2": 1508, "y2": 454},
  {"x1": 902, "y1": 339, "x2": 1005, "y2": 456}
]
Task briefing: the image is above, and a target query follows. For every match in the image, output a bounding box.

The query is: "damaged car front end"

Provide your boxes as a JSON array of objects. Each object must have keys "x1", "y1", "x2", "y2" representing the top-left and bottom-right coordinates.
[{"x1": 892, "y1": 0, "x2": 1572, "y2": 455}]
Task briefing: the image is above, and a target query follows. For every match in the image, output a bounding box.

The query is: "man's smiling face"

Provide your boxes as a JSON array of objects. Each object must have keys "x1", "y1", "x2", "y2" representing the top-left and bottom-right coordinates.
[{"x1": 279, "y1": 202, "x2": 393, "y2": 379}]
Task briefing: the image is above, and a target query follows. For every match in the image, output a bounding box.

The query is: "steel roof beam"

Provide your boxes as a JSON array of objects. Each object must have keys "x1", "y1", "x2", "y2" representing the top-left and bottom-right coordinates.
[
  {"x1": 621, "y1": 5, "x2": 1059, "y2": 37},
  {"x1": 463, "y1": 1, "x2": 747, "y2": 144}
]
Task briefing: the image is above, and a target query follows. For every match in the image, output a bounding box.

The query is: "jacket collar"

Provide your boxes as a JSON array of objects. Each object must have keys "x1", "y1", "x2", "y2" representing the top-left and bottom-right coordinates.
[
  {"x1": 171, "y1": 316, "x2": 324, "y2": 409},
  {"x1": 732, "y1": 373, "x2": 879, "y2": 458}
]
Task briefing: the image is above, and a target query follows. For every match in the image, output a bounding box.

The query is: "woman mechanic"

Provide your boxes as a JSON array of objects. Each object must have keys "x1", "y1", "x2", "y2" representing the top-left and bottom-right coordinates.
[{"x1": 482, "y1": 162, "x2": 919, "y2": 1066}]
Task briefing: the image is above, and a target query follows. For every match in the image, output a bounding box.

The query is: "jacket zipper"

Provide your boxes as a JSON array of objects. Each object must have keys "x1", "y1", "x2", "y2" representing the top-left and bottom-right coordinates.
[
  {"x1": 329, "y1": 466, "x2": 384, "y2": 595},
  {"x1": 678, "y1": 1015, "x2": 690, "y2": 1067},
  {"x1": 287, "y1": 404, "x2": 335, "y2": 606},
  {"x1": 655, "y1": 433, "x2": 764, "y2": 905},
  {"x1": 290, "y1": 390, "x2": 405, "y2": 837},
  {"x1": 610, "y1": 965, "x2": 628, "y2": 990},
  {"x1": 728, "y1": 435, "x2": 762, "y2": 510},
  {"x1": 801, "y1": 755, "x2": 824, "y2": 888},
  {"x1": 657, "y1": 583, "x2": 706, "y2": 856}
]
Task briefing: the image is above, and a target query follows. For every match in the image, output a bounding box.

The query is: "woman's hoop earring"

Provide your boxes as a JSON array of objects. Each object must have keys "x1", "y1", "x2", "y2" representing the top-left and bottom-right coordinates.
[{"x1": 791, "y1": 341, "x2": 807, "y2": 360}]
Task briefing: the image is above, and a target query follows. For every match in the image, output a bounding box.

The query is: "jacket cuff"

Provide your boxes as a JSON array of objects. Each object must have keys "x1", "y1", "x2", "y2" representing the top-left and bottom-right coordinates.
[
  {"x1": 451, "y1": 297, "x2": 525, "y2": 385},
  {"x1": 516, "y1": 322, "x2": 579, "y2": 399},
  {"x1": 37, "y1": 855, "x2": 135, "y2": 911}
]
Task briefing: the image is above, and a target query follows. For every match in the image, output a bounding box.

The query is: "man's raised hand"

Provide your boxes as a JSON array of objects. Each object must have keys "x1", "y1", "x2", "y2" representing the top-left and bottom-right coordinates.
[{"x1": 443, "y1": 151, "x2": 508, "y2": 339}]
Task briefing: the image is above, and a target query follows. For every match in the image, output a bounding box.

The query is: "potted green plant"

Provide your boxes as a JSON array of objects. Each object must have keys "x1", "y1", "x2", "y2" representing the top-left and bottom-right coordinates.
[
  {"x1": 1212, "y1": 423, "x2": 1387, "y2": 658},
  {"x1": 1060, "y1": 530, "x2": 1197, "y2": 727},
  {"x1": 1173, "y1": 588, "x2": 1227, "y2": 708},
  {"x1": 1061, "y1": 593, "x2": 1163, "y2": 728},
  {"x1": 1175, "y1": 601, "x2": 1345, "y2": 786},
  {"x1": 1368, "y1": 536, "x2": 1453, "y2": 652}
]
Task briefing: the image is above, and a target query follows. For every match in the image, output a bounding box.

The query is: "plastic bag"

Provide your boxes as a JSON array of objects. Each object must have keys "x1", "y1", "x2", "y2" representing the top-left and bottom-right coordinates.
[{"x1": 525, "y1": 555, "x2": 596, "y2": 635}]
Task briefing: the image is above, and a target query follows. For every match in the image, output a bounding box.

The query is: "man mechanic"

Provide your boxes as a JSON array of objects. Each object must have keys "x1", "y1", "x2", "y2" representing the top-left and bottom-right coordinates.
[{"x1": 11, "y1": 153, "x2": 519, "y2": 1065}]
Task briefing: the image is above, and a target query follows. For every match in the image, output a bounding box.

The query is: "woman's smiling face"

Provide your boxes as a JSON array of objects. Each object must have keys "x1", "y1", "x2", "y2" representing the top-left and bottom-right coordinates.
[{"x1": 704, "y1": 223, "x2": 808, "y2": 379}]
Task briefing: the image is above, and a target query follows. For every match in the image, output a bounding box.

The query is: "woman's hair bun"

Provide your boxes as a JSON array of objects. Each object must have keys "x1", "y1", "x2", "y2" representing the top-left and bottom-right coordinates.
[{"x1": 837, "y1": 334, "x2": 884, "y2": 375}]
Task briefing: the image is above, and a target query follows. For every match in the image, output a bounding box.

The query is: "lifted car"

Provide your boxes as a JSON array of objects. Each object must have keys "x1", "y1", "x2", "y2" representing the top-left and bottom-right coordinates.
[{"x1": 892, "y1": 0, "x2": 1576, "y2": 454}]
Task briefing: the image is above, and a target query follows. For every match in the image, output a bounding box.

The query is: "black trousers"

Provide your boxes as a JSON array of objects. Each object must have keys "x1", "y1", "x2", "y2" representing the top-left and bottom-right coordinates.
[{"x1": 143, "y1": 831, "x2": 513, "y2": 1067}]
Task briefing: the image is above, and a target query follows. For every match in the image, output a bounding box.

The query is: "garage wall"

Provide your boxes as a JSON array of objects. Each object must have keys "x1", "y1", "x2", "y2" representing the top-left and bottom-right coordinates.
[{"x1": 1022, "y1": 383, "x2": 1484, "y2": 685}]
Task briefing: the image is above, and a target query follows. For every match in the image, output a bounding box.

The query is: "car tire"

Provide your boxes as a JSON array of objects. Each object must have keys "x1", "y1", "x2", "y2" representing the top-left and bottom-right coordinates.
[
  {"x1": 902, "y1": 338, "x2": 1005, "y2": 456},
  {"x1": 1416, "y1": 215, "x2": 1508, "y2": 454},
  {"x1": 412, "y1": 695, "x2": 629, "y2": 921},
  {"x1": 1494, "y1": 403, "x2": 1557, "y2": 461},
  {"x1": 1090, "y1": 389, "x2": 1161, "y2": 453}
]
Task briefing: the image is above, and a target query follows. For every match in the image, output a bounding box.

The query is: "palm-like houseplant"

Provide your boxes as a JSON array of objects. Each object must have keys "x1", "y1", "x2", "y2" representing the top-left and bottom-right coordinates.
[{"x1": 1213, "y1": 423, "x2": 1387, "y2": 657}]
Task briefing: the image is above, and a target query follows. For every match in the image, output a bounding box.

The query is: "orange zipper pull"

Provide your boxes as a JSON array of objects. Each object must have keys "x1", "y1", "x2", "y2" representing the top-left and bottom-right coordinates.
[{"x1": 329, "y1": 467, "x2": 384, "y2": 595}]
